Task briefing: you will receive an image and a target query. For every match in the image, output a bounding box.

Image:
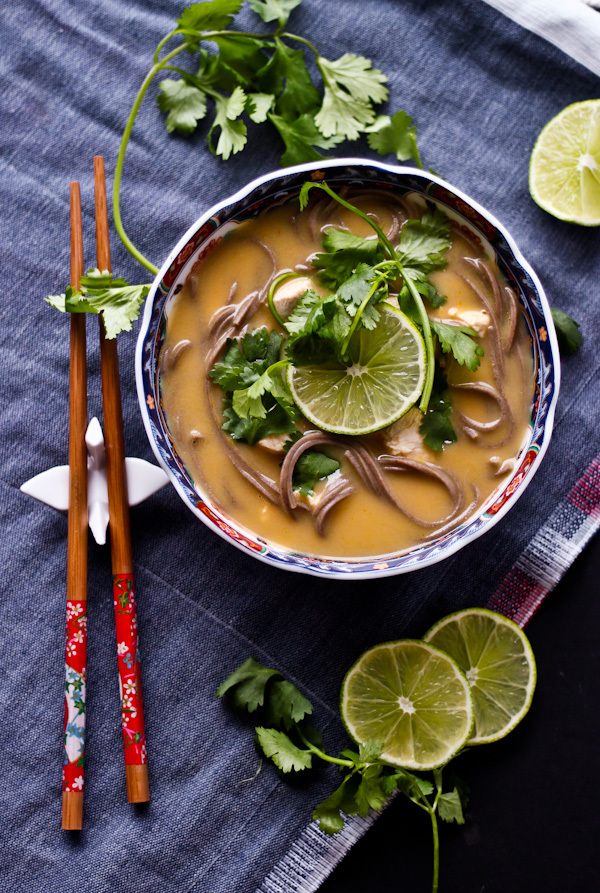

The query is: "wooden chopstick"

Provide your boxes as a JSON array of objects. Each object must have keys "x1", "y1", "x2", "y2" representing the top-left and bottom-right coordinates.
[
  {"x1": 94, "y1": 156, "x2": 150, "y2": 803},
  {"x1": 62, "y1": 182, "x2": 89, "y2": 830}
]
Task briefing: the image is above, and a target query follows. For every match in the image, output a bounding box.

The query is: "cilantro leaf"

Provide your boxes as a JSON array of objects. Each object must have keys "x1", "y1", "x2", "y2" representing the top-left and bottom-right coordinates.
[
  {"x1": 269, "y1": 113, "x2": 342, "y2": 167},
  {"x1": 47, "y1": 269, "x2": 149, "y2": 339},
  {"x1": 419, "y1": 408, "x2": 456, "y2": 452},
  {"x1": 336, "y1": 263, "x2": 382, "y2": 329},
  {"x1": 212, "y1": 35, "x2": 269, "y2": 90},
  {"x1": 354, "y1": 764, "x2": 391, "y2": 817},
  {"x1": 231, "y1": 360, "x2": 290, "y2": 419},
  {"x1": 259, "y1": 40, "x2": 321, "y2": 120},
  {"x1": 551, "y1": 307, "x2": 582, "y2": 355},
  {"x1": 177, "y1": 0, "x2": 243, "y2": 37},
  {"x1": 292, "y1": 450, "x2": 340, "y2": 495},
  {"x1": 246, "y1": 92, "x2": 274, "y2": 123},
  {"x1": 265, "y1": 679, "x2": 313, "y2": 730},
  {"x1": 208, "y1": 87, "x2": 247, "y2": 159},
  {"x1": 216, "y1": 656, "x2": 281, "y2": 712},
  {"x1": 315, "y1": 54, "x2": 388, "y2": 140},
  {"x1": 397, "y1": 206, "x2": 452, "y2": 275},
  {"x1": 419, "y1": 369, "x2": 457, "y2": 451},
  {"x1": 430, "y1": 320, "x2": 483, "y2": 372},
  {"x1": 438, "y1": 788, "x2": 465, "y2": 824},
  {"x1": 313, "y1": 231, "x2": 383, "y2": 290},
  {"x1": 157, "y1": 79, "x2": 207, "y2": 134},
  {"x1": 248, "y1": 0, "x2": 301, "y2": 27},
  {"x1": 210, "y1": 329, "x2": 283, "y2": 390},
  {"x1": 285, "y1": 292, "x2": 351, "y2": 366},
  {"x1": 222, "y1": 396, "x2": 296, "y2": 444},
  {"x1": 256, "y1": 727, "x2": 313, "y2": 772},
  {"x1": 366, "y1": 111, "x2": 421, "y2": 167},
  {"x1": 211, "y1": 329, "x2": 299, "y2": 443},
  {"x1": 313, "y1": 777, "x2": 359, "y2": 835},
  {"x1": 394, "y1": 770, "x2": 434, "y2": 805},
  {"x1": 358, "y1": 739, "x2": 383, "y2": 763}
]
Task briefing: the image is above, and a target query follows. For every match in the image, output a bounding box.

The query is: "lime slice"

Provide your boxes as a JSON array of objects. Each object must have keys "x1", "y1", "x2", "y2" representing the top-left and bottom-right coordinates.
[
  {"x1": 424, "y1": 608, "x2": 536, "y2": 745},
  {"x1": 340, "y1": 640, "x2": 474, "y2": 770},
  {"x1": 529, "y1": 100, "x2": 600, "y2": 225},
  {"x1": 287, "y1": 304, "x2": 426, "y2": 436}
]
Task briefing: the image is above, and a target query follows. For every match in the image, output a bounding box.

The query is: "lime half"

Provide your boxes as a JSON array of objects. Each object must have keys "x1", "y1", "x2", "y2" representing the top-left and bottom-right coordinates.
[
  {"x1": 424, "y1": 608, "x2": 536, "y2": 745},
  {"x1": 341, "y1": 640, "x2": 474, "y2": 770},
  {"x1": 529, "y1": 100, "x2": 600, "y2": 225},
  {"x1": 287, "y1": 304, "x2": 426, "y2": 436}
]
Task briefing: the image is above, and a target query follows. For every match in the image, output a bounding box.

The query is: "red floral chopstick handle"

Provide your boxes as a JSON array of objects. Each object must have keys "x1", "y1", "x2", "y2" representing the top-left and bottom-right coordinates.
[
  {"x1": 113, "y1": 573, "x2": 147, "y2": 764},
  {"x1": 62, "y1": 599, "x2": 87, "y2": 792}
]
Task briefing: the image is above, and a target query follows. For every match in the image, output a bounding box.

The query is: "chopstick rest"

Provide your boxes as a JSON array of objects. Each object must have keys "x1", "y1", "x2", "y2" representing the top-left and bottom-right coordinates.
[{"x1": 21, "y1": 417, "x2": 168, "y2": 545}]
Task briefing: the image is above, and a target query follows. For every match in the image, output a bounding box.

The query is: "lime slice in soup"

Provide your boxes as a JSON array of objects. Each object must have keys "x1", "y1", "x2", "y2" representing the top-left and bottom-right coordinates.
[
  {"x1": 287, "y1": 304, "x2": 426, "y2": 436},
  {"x1": 423, "y1": 608, "x2": 536, "y2": 745},
  {"x1": 529, "y1": 100, "x2": 600, "y2": 225},
  {"x1": 340, "y1": 640, "x2": 473, "y2": 771}
]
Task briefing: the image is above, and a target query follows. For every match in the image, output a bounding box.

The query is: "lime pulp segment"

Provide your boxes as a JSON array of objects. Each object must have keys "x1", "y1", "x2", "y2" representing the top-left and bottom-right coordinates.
[
  {"x1": 341, "y1": 640, "x2": 474, "y2": 770},
  {"x1": 529, "y1": 100, "x2": 600, "y2": 225},
  {"x1": 287, "y1": 304, "x2": 426, "y2": 436},
  {"x1": 423, "y1": 608, "x2": 536, "y2": 745}
]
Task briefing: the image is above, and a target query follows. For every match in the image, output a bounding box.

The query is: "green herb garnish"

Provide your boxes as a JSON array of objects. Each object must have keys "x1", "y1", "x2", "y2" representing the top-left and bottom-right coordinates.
[
  {"x1": 430, "y1": 320, "x2": 483, "y2": 372},
  {"x1": 217, "y1": 655, "x2": 469, "y2": 892},
  {"x1": 419, "y1": 370, "x2": 457, "y2": 452},
  {"x1": 46, "y1": 269, "x2": 150, "y2": 339},
  {"x1": 551, "y1": 307, "x2": 583, "y2": 355},
  {"x1": 111, "y1": 0, "x2": 423, "y2": 275},
  {"x1": 210, "y1": 328, "x2": 299, "y2": 444}
]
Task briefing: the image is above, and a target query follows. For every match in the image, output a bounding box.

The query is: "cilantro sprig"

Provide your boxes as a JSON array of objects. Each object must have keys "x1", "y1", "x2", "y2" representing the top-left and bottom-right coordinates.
[
  {"x1": 297, "y1": 181, "x2": 457, "y2": 412},
  {"x1": 46, "y1": 269, "x2": 150, "y2": 339},
  {"x1": 112, "y1": 0, "x2": 424, "y2": 275},
  {"x1": 210, "y1": 328, "x2": 299, "y2": 444},
  {"x1": 218, "y1": 655, "x2": 470, "y2": 892}
]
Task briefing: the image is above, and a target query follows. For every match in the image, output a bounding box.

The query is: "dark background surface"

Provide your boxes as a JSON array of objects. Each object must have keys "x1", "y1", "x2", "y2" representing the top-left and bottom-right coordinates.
[{"x1": 322, "y1": 532, "x2": 600, "y2": 893}]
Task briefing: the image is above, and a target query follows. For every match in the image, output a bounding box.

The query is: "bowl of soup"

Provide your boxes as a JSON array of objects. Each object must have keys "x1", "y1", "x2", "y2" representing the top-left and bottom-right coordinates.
[{"x1": 136, "y1": 158, "x2": 560, "y2": 578}]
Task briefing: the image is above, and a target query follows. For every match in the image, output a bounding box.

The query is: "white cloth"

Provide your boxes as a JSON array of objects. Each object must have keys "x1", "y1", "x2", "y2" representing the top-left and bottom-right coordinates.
[{"x1": 481, "y1": 0, "x2": 600, "y2": 76}]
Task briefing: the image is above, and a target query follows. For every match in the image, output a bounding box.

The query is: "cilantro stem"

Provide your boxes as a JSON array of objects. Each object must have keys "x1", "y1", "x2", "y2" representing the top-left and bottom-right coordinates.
[
  {"x1": 296, "y1": 728, "x2": 354, "y2": 768},
  {"x1": 397, "y1": 266, "x2": 435, "y2": 411},
  {"x1": 429, "y1": 807, "x2": 440, "y2": 893},
  {"x1": 115, "y1": 26, "x2": 278, "y2": 275},
  {"x1": 281, "y1": 32, "x2": 320, "y2": 57},
  {"x1": 267, "y1": 271, "x2": 301, "y2": 328},
  {"x1": 340, "y1": 275, "x2": 384, "y2": 358},
  {"x1": 113, "y1": 41, "x2": 188, "y2": 275},
  {"x1": 153, "y1": 29, "x2": 179, "y2": 64}
]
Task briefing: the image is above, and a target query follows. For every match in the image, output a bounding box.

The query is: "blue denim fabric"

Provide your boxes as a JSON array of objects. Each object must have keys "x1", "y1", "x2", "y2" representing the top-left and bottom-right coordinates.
[{"x1": 1, "y1": 1, "x2": 599, "y2": 891}]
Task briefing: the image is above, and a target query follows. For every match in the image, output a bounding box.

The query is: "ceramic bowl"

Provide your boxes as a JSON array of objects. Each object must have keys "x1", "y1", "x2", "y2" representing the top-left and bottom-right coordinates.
[{"x1": 136, "y1": 158, "x2": 560, "y2": 578}]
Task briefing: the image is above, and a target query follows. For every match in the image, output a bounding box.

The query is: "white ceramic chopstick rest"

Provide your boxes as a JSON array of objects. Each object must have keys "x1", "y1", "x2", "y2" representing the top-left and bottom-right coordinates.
[{"x1": 20, "y1": 417, "x2": 169, "y2": 544}]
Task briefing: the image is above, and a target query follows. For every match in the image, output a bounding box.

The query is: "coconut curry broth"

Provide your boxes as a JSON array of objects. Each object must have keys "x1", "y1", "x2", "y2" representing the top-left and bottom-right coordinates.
[{"x1": 160, "y1": 194, "x2": 533, "y2": 558}]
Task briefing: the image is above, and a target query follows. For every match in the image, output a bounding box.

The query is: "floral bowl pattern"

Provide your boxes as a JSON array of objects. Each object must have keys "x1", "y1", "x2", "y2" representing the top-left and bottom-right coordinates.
[{"x1": 135, "y1": 158, "x2": 560, "y2": 579}]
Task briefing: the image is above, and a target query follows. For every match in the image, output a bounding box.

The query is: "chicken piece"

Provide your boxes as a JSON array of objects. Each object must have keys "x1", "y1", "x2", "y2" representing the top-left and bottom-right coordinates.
[
  {"x1": 382, "y1": 407, "x2": 424, "y2": 457},
  {"x1": 489, "y1": 456, "x2": 516, "y2": 476},
  {"x1": 446, "y1": 307, "x2": 490, "y2": 337},
  {"x1": 272, "y1": 276, "x2": 315, "y2": 319},
  {"x1": 257, "y1": 434, "x2": 289, "y2": 455}
]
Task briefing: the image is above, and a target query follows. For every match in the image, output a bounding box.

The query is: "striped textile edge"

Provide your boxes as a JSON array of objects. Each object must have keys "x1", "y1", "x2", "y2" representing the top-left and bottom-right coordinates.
[{"x1": 255, "y1": 453, "x2": 600, "y2": 893}]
